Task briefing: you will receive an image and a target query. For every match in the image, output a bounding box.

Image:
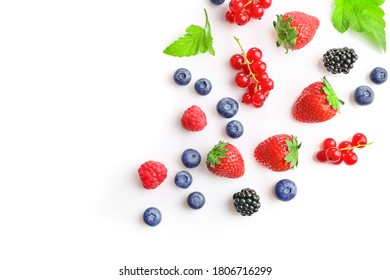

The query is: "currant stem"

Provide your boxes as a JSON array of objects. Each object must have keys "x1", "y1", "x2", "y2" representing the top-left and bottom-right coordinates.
[
  {"x1": 339, "y1": 141, "x2": 374, "y2": 151},
  {"x1": 233, "y1": 36, "x2": 260, "y2": 86},
  {"x1": 243, "y1": 0, "x2": 254, "y2": 9}
]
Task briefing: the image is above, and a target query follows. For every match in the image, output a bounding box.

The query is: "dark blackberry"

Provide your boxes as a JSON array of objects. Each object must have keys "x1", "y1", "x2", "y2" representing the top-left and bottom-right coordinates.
[
  {"x1": 322, "y1": 47, "x2": 358, "y2": 74},
  {"x1": 233, "y1": 188, "x2": 261, "y2": 216}
]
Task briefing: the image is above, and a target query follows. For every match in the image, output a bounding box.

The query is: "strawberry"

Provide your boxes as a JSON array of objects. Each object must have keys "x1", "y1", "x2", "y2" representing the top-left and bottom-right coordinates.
[
  {"x1": 138, "y1": 160, "x2": 168, "y2": 189},
  {"x1": 181, "y1": 105, "x2": 207, "y2": 131},
  {"x1": 273, "y1": 11, "x2": 320, "y2": 53},
  {"x1": 206, "y1": 141, "x2": 245, "y2": 178},
  {"x1": 292, "y1": 77, "x2": 344, "y2": 123},
  {"x1": 254, "y1": 134, "x2": 301, "y2": 172}
]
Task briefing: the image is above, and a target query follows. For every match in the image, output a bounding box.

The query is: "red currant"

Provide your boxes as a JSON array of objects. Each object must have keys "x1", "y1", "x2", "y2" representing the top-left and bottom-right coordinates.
[
  {"x1": 229, "y1": 0, "x2": 245, "y2": 13},
  {"x1": 351, "y1": 133, "x2": 368, "y2": 148},
  {"x1": 234, "y1": 11, "x2": 250, "y2": 25},
  {"x1": 322, "y1": 138, "x2": 337, "y2": 150},
  {"x1": 343, "y1": 152, "x2": 358, "y2": 165},
  {"x1": 250, "y1": 60, "x2": 266, "y2": 75},
  {"x1": 338, "y1": 140, "x2": 353, "y2": 154},
  {"x1": 325, "y1": 147, "x2": 342, "y2": 163},
  {"x1": 231, "y1": 37, "x2": 273, "y2": 109},
  {"x1": 261, "y1": 78, "x2": 274, "y2": 91},
  {"x1": 229, "y1": 54, "x2": 244, "y2": 70},
  {"x1": 260, "y1": 0, "x2": 272, "y2": 9},
  {"x1": 256, "y1": 71, "x2": 268, "y2": 81},
  {"x1": 234, "y1": 72, "x2": 250, "y2": 87},
  {"x1": 249, "y1": 4, "x2": 264, "y2": 19},
  {"x1": 225, "y1": 10, "x2": 235, "y2": 23},
  {"x1": 252, "y1": 91, "x2": 266, "y2": 106},
  {"x1": 246, "y1": 47, "x2": 262, "y2": 63},
  {"x1": 247, "y1": 82, "x2": 262, "y2": 93},
  {"x1": 316, "y1": 150, "x2": 327, "y2": 162},
  {"x1": 241, "y1": 92, "x2": 253, "y2": 104}
]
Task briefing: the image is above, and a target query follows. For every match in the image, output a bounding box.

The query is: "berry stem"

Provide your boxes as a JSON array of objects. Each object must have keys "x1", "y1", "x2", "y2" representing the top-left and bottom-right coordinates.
[
  {"x1": 233, "y1": 36, "x2": 260, "y2": 88},
  {"x1": 339, "y1": 141, "x2": 374, "y2": 151},
  {"x1": 204, "y1": 8, "x2": 211, "y2": 31},
  {"x1": 243, "y1": 0, "x2": 254, "y2": 9}
]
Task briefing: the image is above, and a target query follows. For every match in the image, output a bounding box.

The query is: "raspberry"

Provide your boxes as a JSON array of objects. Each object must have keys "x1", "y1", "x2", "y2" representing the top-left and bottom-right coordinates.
[
  {"x1": 138, "y1": 161, "x2": 168, "y2": 190},
  {"x1": 181, "y1": 105, "x2": 207, "y2": 131},
  {"x1": 233, "y1": 188, "x2": 261, "y2": 216}
]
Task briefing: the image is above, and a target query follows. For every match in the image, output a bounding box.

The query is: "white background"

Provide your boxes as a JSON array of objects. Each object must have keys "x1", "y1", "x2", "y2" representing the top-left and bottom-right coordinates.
[{"x1": 1, "y1": 0, "x2": 390, "y2": 279}]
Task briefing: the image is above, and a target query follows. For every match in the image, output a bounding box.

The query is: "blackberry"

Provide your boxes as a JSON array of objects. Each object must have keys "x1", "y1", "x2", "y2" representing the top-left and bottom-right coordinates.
[
  {"x1": 233, "y1": 188, "x2": 261, "y2": 216},
  {"x1": 322, "y1": 47, "x2": 358, "y2": 74}
]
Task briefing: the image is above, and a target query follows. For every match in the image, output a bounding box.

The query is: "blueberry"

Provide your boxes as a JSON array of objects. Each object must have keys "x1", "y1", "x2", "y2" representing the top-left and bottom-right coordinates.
[
  {"x1": 174, "y1": 170, "x2": 193, "y2": 189},
  {"x1": 369, "y1": 67, "x2": 388, "y2": 84},
  {"x1": 354, "y1": 85, "x2": 375, "y2": 105},
  {"x1": 210, "y1": 0, "x2": 225, "y2": 5},
  {"x1": 194, "y1": 78, "x2": 212, "y2": 95},
  {"x1": 226, "y1": 120, "x2": 244, "y2": 139},
  {"x1": 173, "y1": 68, "x2": 192, "y2": 85},
  {"x1": 143, "y1": 207, "x2": 162, "y2": 226},
  {"x1": 274, "y1": 179, "x2": 297, "y2": 202},
  {"x1": 181, "y1": 148, "x2": 201, "y2": 168},
  {"x1": 216, "y1": 97, "x2": 239, "y2": 118},
  {"x1": 187, "y1": 191, "x2": 206, "y2": 209}
]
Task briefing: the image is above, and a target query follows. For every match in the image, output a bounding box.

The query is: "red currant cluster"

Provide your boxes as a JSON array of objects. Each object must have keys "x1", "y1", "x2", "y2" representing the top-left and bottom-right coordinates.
[
  {"x1": 229, "y1": 37, "x2": 274, "y2": 108},
  {"x1": 316, "y1": 133, "x2": 372, "y2": 165},
  {"x1": 225, "y1": 0, "x2": 272, "y2": 26}
]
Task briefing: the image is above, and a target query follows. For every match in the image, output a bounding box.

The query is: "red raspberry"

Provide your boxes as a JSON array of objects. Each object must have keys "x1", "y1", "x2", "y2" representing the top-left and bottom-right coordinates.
[
  {"x1": 138, "y1": 161, "x2": 168, "y2": 190},
  {"x1": 181, "y1": 105, "x2": 207, "y2": 131}
]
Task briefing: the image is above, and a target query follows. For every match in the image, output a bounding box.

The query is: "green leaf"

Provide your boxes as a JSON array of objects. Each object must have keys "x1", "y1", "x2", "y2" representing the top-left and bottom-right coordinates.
[
  {"x1": 163, "y1": 9, "x2": 215, "y2": 57},
  {"x1": 206, "y1": 141, "x2": 228, "y2": 169},
  {"x1": 284, "y1": 136, "x2": 301, "y2": 169},
  {"x1": 331, "y1": 0, "x2": 386, "y2": 51},
  {"x1": 273, "y1": 14, "x2": 298, "y2": 53},
  {"x1": 321, "y1": 76, "x2": 344, "y2": 113}
]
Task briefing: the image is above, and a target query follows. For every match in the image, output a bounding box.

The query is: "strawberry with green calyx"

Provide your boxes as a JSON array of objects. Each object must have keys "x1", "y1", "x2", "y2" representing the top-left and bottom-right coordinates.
[
  {"x1": 273, "y1": 11, "x2": 320, "y2": 53},
  {"x1": 206, "y1": 141, "x2": 245, "y2": 179},
  {"x1": 254, "y1": 134, "x2": 301, "y2": 172},
  {"x1": 292, "y1": 76, "x2": 344, "y2": 123}
]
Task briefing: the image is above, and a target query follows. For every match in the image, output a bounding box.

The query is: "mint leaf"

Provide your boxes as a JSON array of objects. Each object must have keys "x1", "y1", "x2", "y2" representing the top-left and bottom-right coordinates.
[
  {"x1": 332, "y1": 0, "x2": 386, "y2": 51},
  {"x1": 163, "y1": 9, "x2": 215, "y2": 57}
]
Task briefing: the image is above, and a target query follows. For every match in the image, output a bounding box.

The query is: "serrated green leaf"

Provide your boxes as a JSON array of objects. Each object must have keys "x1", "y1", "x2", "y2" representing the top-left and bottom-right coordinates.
[
  {"x1": 331, "y1": 0, "x2": 386, "y2": 51},
  {"x1": 206, "y1": 141, "x2": 228, "y2": 169},
  {"x1": 321, "y1": 76, "x2": 343, "y2": 112},
  {"x1": 205, "y1": 24, "x2": 215, "y2": 55},
  {"x1": 163, "y1": 25, "x2": 206, "y2": 57},
  {"x1": 332, "y1": 0, "x2": 352, "y2": 33},
  {"x1": 284, "y1": 136, "x2": 301, "y2": 169},
  {"x1": 163, "y1": 9, "x2": 215, "y2": 57}
]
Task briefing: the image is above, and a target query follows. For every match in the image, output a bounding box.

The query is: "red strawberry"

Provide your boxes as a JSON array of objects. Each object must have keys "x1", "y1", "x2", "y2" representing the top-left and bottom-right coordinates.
[
  {"x1": 274, "y1": 11, "x2": 319, "y2": 53},
  {"x1": 206, "y1": 141, "x2": 245, "y2": 178},
  {"x1": 254, "y1": 134, "x2": 301, "y2": 172},
  {"x1": 138, "y1": 160, "x2": 168, "y2": 189},
  {"x1": 181, "y1": 105, "x2": 207, "y2": 131},
  {"x1": 292, "y1": 77, "x2": 344, "y2": 123}
]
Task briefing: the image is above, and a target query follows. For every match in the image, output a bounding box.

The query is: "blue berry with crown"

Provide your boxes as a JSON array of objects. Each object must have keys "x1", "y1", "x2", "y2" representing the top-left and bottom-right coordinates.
[
  {"x1": 354, "y1": 85, "x2": 374, "y2": 105},
  {"x1": 370, "y1": 67, "x2": 388, "y2": 85},
  {"x1": 181, "y1": 148, "x2": 201, "y2": 168},
  {"x1": 143, "y1": 207, "x2": 162, "y2": 226},
  {"x1": 173, "y1": 68, "x2": 192, "y2": 85},
  {"x1": 174, "y1": 170, "x2": 193, "y2": 189},
  {"x1": 216, "y1": 97, "x2": 239, "y2": 118},
  {"x1": 194, "y1": 78, "x2": 212, "y2": 95}
]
